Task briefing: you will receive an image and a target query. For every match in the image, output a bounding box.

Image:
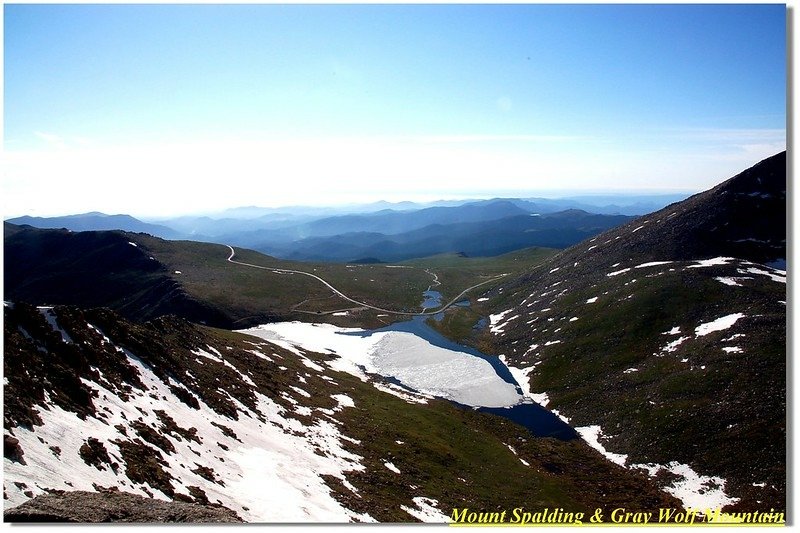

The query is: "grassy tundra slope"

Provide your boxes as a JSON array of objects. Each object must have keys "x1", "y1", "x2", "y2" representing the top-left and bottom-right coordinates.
[
  {"x1": 5, "y1": 224, "x2": 555, "y2": 329},
  {"x1": 477, "y1": 152, "x2": 786, "y2": 512}
]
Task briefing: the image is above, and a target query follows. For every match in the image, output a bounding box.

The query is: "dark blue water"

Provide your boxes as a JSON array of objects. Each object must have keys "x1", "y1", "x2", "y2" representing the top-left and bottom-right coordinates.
[
  {"x1": 344, "y1": 290, "x2": 577, "y2": 441},
  {"x1": 421, "y1": 290, "x2": 442, "y2": 309},
  {"x1": 478, "y1": 404, "x2": 577, "y2": 441}
]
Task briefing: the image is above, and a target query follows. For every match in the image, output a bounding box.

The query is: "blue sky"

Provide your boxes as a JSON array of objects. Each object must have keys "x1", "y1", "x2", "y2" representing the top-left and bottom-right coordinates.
[{"x1": 3, "y1": 4, "x2": 786, "y2": 217}]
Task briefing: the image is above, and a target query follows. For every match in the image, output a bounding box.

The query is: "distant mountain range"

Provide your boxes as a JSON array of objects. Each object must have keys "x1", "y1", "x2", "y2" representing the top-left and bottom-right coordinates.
[
  {"x1": 257, "y1": 209, "x2": 634, "y2": 262},
  {"x1": 6, "y1": 193, "x2": 687, "y2": 262},
  {"x1": 6, "y1": 212, "x2": 181, "y2": 239}
]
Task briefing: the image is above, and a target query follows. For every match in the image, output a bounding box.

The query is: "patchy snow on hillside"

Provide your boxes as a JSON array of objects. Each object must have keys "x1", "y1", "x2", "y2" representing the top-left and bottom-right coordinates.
[
  {"x1": 489, "y1": 309, "x2": 516, "y2": 334},
  {"x1": 4, "y1": 341, "x2": 371, "y2": 522},
  {"x1": 722, "y1": 346, "x2": 743, "y2": 354},
  {"x1": 607, "y1": 268, "x2": 632, "y2": 277},
  {"x1": 739, "y1": 266, "x2": 786, "y2": 284}
]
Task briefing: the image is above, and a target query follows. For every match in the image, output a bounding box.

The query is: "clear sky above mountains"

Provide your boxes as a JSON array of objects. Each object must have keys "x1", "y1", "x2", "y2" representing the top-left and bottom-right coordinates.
[{"x1": 3, "y1": 4, "x2": 786, "y2": 217}]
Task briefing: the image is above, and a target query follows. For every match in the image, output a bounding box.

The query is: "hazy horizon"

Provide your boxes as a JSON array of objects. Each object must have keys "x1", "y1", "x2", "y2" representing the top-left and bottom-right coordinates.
[
  {"x1": 3, "y1": 4, "x2": 786, "y2": 219},
  {"x1": 2, "y1": 188, "x2": 703, "y2": 220}
]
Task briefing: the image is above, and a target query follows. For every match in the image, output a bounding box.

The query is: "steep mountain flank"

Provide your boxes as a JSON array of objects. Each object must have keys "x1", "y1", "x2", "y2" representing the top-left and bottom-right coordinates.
[
  {"x1": 3, "y1": 302, "x2": 681, "y2": 522},
  {"x1": 477, "y1": 152, "x2": 786, "y2": 512}
]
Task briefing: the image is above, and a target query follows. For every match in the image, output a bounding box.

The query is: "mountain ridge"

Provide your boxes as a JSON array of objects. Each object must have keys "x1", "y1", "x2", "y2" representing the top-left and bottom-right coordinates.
[{"x1": 475, "y1": 151, "x2": 786, "y2": 512}]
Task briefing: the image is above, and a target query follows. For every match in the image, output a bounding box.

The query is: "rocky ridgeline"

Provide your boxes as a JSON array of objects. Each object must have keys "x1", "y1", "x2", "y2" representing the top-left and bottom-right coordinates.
[{"x1": 4, "y1": 490, "x2": 242, "y2": 523}]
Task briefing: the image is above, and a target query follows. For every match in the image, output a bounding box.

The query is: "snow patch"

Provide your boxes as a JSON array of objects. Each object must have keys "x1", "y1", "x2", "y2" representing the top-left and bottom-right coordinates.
[
  {"x1": 695, "y1": 313, "x2": 745, "y2": 337},
  {"x1": 630, "y1": 462, "x2": 739, "y2": 511},
  {"x1": 714, "y1": 277, "x2": 752, "y2": 287},
  {"x1": 575, "y1": 425, "x2": 627, "y2": 466},
  {"x1": 37, "y1": 307, "x2": 73, "y2": 344},
  {"x1": 661, "y1": 336, "x2": 690, "y2": 354},
  {"x1": 401, "y1": 497, "x2": 450, "y2": 523},
  {"x1": 687, "y1": 257, "x2": 735, "y2": 269},
  {"x1": 489, "y1": 309, "x2": 516, "y2": 334},
  {"x1": 499, "y1": 355, "x2": 542, "y2": 405},
  {"x1": 635, "y1": 261, "x2": 673, "y2": 269},
  {"x1": 740, "y1": 266, "x2": 786, "y2": 284}
]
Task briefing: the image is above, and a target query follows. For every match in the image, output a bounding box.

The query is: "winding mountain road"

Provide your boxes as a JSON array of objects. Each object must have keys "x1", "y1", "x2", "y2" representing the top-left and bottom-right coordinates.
[{"x1": 225, "y1": 245, "x2": 506, "y2": 316}]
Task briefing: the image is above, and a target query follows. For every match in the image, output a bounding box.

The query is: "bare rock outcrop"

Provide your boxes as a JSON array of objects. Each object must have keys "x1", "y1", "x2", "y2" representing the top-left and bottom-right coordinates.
[{"x1": 4, "y1": 490, "x2": 242, "y2": 523}]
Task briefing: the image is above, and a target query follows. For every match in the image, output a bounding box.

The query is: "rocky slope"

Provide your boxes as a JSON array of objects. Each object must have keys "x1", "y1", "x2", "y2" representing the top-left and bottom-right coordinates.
[
  {"x1": 4, "y1": 490, "x2": 242, "y2": 522},
  {"x1": 476, "y1": 152, "x2": 786, "y2": 512}
]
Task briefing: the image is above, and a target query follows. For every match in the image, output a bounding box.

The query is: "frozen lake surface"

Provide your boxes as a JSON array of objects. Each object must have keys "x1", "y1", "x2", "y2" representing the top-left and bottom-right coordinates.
[
  {"x1": 241, "y1": 289, "x2": 576, "y2": 439},
  {"x1": 241, "y1": 321, "x2": 519, "y2": 408}
]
